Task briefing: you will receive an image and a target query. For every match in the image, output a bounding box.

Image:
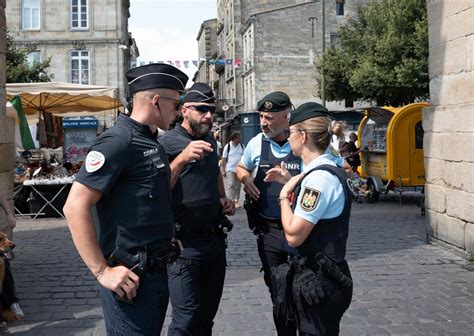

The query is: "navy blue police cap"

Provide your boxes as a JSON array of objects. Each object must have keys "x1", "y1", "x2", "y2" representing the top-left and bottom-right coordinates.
[
  {"x1": 289, "y1": 102, "x2": 330, "y2": 125},
  {"x1": 183, "y1": 83, "x2": 215, "y2": 103},
  {"x1": 256, "y1": 91, "x2": 292, "y2": 112},
  {"x1": 126, "y1": 63, "x2": 189, "y2": 94}
]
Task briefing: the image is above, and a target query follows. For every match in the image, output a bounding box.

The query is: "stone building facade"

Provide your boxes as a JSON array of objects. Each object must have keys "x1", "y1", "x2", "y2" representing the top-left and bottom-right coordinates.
[
  {"x1": 424, "y1": 1, "x2": 474, "y2": 257},
  {"x1": 6, "y1": 0, "x2": 134, "y2": 104},
  {"x1": 194, "y1": 19, "x2": 217, "y2": 85},
  {"x1": 0, "y1": 0, "x2": 16, "y2": 235},
  {"x1": 213, "y1": 0, "x2": 367, "y2": 119}
]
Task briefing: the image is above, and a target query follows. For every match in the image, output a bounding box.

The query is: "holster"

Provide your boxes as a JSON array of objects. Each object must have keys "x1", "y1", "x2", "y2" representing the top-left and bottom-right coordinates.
[
  {"x1": 107, "y1": 247, "x2": 148, "y2": 304},
  {"x1": 108, "y1": 247, "x2": 147, "y2": 275},
  {"x1": 313, "y1": 252, "x2": 352, "y2": 288},
  {"x1": 270, "y1": 263, "x2": 295, "y2": 324},
  {"x1": 244, "y1": 194, "x2": 259, "y2": 234}
]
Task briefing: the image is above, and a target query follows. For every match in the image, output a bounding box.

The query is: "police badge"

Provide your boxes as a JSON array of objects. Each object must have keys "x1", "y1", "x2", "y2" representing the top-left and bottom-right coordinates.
[
  {"x1": 300, "y1": 187, "x2": 320, "y2": 212},
  {"x1": 264, "y1": 101, "x2": 273, "y2": 110}
]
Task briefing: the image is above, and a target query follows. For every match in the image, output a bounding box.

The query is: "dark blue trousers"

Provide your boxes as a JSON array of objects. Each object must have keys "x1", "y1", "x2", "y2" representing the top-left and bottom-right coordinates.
[
  {"x1": 100, "y1": 270, "x2": 169, "y2": 336},
  {"x1": 167, "y1": 252, "x2": 226, "y2": 336}
]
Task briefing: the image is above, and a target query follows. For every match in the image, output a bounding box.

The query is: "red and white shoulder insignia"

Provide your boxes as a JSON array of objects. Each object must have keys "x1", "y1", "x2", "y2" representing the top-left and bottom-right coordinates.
[{"x1": 85, "y1": 151, "x2": 105, "y2": 173}]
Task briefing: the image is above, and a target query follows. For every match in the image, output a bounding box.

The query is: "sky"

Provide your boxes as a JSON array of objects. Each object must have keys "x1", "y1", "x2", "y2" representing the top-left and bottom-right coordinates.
[{"x1": 129, "y1": 0, "x2": 217, "y2": 84}]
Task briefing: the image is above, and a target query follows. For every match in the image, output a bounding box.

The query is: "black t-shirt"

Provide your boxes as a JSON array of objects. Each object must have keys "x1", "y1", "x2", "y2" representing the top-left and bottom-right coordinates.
[
  {"x1": 75, "y1": 114, "x2": 174, "y2": 257},
  {"x1": 347, "y1": 141, "x2": 361, "y2": 168}
]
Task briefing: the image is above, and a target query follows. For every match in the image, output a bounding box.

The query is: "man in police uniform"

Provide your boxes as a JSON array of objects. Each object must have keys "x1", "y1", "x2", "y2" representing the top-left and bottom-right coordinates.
[
  {"x1": 236, "y1": 91, "x2": 299, "y2": 336},
  {"x1": 158, "y1": 83, "x2": 235, "y2": 335},
  {"x1": 63, "y1": 63, "x2": 188, "y2": 334}
]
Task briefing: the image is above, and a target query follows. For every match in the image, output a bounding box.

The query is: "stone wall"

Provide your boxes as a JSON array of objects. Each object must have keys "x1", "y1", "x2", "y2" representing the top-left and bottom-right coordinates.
[
  {"x1": 424, "y1": 1, "x2": 474, "y2": 256},
  {"x1": 0, "y1": 0, "x2": 15, "y2": 236}
]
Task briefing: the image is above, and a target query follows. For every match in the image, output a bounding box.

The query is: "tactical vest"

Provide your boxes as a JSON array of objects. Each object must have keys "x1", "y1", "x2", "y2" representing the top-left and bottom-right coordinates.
[
  {"x1": 171, "y1": 132, "x2": 221, "y2": 227},
  {"x1": 254, "y1": 137, "x2": 301, "y2": 219},
  {"x1": 292, "y1": 164, "x2": 352, "y2": 263}
]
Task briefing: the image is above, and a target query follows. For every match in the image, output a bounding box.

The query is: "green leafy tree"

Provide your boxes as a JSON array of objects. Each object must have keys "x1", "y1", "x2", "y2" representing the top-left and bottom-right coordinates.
[
  {"x1": 6, "y1": 34, "x2": 53, "y2": 83},
  {"x1": 316, "y1": 0, "x2": 428, "y2": 106}
]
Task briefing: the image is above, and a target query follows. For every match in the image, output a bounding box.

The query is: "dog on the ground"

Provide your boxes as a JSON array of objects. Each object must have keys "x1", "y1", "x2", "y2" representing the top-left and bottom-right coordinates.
[{"x1": 0, "y1": 232, "x2": 21, "y2": 323}]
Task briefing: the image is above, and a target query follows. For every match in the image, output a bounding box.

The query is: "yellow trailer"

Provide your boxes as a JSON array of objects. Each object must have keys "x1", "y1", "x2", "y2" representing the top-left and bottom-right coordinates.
[{"x1": 357, "y1": 102, "x2": 430, "y2": 201}]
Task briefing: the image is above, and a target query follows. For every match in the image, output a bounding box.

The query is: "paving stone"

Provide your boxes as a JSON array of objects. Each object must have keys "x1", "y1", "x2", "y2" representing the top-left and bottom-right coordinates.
[{"x1": 4, "y1": 196, "x2": 474, "y2": 335}]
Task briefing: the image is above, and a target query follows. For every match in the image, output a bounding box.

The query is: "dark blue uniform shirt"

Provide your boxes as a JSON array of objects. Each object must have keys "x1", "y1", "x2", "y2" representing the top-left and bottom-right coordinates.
[{"x1": 75, "y1": 114, "x2": 174, "y2": 257}]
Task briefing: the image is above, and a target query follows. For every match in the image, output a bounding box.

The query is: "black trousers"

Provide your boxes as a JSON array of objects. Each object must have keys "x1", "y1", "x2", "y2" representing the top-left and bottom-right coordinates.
[
  {"x1": 1, "y1": 259, "x2": 19, "y2": 307},
  {"x1": 296, "y1": 278, "x2": 352, "y2": 336},
  {"x1": 257, "y1": 226, "x2": 297, "y2": 336},
  {"x1": 167, "y1": 250, "x2": 226, "y2": 336}
]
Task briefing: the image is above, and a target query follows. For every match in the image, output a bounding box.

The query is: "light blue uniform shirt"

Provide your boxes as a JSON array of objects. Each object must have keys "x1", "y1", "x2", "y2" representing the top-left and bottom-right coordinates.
[
  {"x1": 294, "y1": 154, "x2": 345, "y2": 225},
  {"x1": 240, "y1": 133, "x2": 293, "y2": 174},
  {"x1": 240, "y1": 133, "x2": 344, "y2": 173}
]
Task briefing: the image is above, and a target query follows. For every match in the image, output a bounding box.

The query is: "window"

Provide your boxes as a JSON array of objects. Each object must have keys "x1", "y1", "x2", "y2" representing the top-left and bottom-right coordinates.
[
  {"x1": 243, "y1": 26, "x2": 254, "y2": 71},
  {"x1": 330, "y1": 33, "x2": 340, "y2": 47},
  {"x1": 415, "y1": 121, "x2": 423, "y2": 149},
  {"x1": 70, "y1": 50, "x2": 90, "y2": 84},
  {"x1": 22, "y1": 0, "x2": 40, "y2": 30},
  {"x1": 336, "y1": 0, "x2": 344, "y2": 16},
  {"x1": 27, "y1": 51, "x2": 41, "y2": 66},
  {"x1": 71, "y1": 0, "x2": 88, "y2": 29}
]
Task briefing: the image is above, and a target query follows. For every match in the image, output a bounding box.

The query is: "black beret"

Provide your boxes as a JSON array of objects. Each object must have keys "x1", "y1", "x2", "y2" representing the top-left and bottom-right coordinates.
[
  {"x1": 289, "y1": 102, "x2": 330, "y2": 125},
  {"x1": 256, "y1": 91, "x2": 292, "y2": 112},
  {"x1": 126, "y1": 63, "x2": 189, "y2": 94},
  {"x1": 183, "y1": 83, "x2": 215, "y2": 103}
]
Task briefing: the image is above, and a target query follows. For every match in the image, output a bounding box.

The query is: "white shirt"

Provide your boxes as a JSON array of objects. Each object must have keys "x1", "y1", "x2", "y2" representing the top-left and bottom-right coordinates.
[{"x1": 222, "y1": 141, "x2": 245, "y2": 173}]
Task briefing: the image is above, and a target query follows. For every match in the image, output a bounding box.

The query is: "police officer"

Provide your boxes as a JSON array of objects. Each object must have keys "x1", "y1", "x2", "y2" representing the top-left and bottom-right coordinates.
[
  {"x1": 279, "y1": 102, "x2": 353, "y2": 335},
  {"x1": 63, "y1": 63, "x2": 188, "y2": 334},
  {"x1": 158, "y1": 83, "x2": 235, "y2": 335},
  {"x1": 236, "y1": 91, "x2": 299, "y2": 335}
]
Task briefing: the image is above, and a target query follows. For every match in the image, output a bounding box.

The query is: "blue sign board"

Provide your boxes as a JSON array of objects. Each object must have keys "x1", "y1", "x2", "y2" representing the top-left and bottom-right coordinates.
[{"x1": 63, "y1": 117, "x2": 98, "y2": 129}]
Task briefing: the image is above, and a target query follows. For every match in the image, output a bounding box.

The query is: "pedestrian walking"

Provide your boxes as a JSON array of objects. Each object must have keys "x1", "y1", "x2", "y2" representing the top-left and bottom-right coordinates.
[
  {"x1": 278, "y1": 102, "x2": 353, "y2": 335},
  {"x1": 221, "y1": 132, "x2": 245, "y2": 208},
  {"x1": 63, "y1": 63, "x2": 188, "y2": 335},
  {"x1": 158, "y1": 83, "x2": 235, "y2": 335},
  {"x1": 236, "y1": 91, "x2": 300, "y2": 336}
]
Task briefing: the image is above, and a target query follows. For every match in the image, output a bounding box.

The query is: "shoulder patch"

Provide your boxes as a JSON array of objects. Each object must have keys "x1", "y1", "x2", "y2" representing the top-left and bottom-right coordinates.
[
  {"x1": 300, "y1": 187, "x2": 320, "y2": 212},
  {"x1": 85, "y1": 151, "x2": 105, "y2": 173}
]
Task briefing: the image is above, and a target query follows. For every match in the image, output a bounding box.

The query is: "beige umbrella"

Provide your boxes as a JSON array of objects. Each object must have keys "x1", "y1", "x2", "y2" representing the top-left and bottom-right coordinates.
[{"x1": 5, "y1": 82, "x2": 121, "y2": 114}]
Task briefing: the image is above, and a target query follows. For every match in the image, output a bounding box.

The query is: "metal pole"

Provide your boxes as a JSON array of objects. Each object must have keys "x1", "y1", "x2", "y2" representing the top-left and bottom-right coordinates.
[{"x1": 321, "y1": 0, "x2": 326, "y2": 107}]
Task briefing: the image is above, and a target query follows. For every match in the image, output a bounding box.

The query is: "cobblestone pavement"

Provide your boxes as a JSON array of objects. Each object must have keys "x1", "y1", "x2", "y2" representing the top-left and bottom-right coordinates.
[{"x1": 2, "y1": 194, "x2": 473, "y2": 335}]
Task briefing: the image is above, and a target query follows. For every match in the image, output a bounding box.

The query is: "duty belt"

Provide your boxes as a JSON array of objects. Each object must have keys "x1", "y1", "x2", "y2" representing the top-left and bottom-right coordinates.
[
  {"x1": 258, "y1": 216, "x2": 283, "y2": 230},
  {"x1": 175, "y1": 223, "x2": 221, "y2": 240}
]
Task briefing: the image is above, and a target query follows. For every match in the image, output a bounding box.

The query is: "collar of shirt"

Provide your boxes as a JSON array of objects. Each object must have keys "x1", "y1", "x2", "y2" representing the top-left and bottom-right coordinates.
[
  {"x1": 117, "y1": 114, "x2": 154, "y2": 137},
  {"x1": 303, "y1": 153, "x2": 336, "y2": 173},
  {"x1": 174, "y1": 123, "x2": 209, "y2": 141},
  {"x1": 263, "y1": 133, "x2": 291, "y2": 152}
]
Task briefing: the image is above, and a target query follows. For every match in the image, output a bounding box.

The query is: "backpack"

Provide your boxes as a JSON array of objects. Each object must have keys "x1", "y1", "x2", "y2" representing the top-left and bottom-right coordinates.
[{"x1": 223, "y1": 142, "x2": 244, "y2": 160}]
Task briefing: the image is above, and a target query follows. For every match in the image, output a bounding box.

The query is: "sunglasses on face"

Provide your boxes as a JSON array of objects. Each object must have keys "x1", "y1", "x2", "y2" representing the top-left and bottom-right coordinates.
[
  {"x1": 284, "y1": 128, "x2": 304, "y2": 137},
  {"x1": 160, "y1": 96, "x2": 181, "y2": 111},
  {"x1": 186, "y1": 105, "x2": 216, "y2": 114}
]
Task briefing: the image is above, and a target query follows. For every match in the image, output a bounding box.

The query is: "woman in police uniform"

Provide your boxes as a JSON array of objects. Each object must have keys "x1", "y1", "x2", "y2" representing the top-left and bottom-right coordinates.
[{"x1": 279, "y1": 102, "x2": 353, "y2": 335}]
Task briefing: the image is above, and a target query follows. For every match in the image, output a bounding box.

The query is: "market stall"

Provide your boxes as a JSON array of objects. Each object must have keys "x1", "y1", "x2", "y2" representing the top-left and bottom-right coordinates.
[{"x1": 6, "y1": 82, "x2": 122, "y2": 218}]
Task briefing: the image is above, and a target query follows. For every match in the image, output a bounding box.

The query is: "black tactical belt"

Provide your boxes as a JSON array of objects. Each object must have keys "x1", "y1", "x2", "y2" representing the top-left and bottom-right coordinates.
[
  {"x1": 258, "y1": 217, "x2": 283, "y2": 230},
  {"x1": 176, "y1": 224, "x2": 221, "y2": 240}
]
